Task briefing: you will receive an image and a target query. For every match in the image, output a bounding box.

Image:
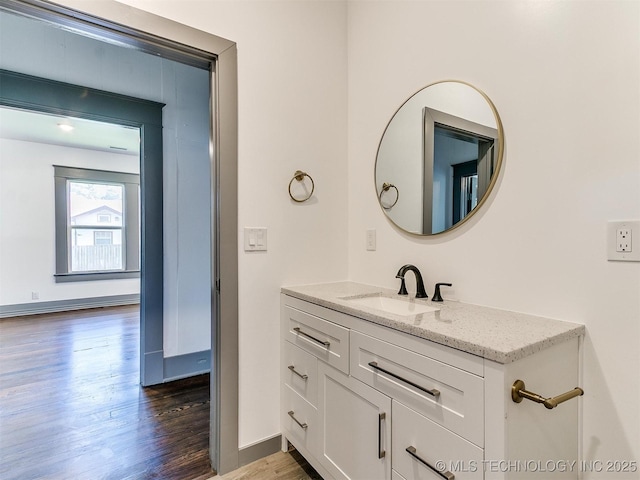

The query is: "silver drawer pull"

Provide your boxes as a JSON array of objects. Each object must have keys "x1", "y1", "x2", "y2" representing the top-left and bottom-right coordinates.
[
  {"x1": 406, "y1": 446, "x2": 454, "y2": 480},
  {"x1": 288, "y1": 365, "x2": 308, "y2": 380},
  {"x1": 378, "y1": 412, "x2": 386, "y2": 459},
  {"x1": 293, "y1": 327, "x2": 330, "y2": 348},
  {"x1": 287, "y1": 410, "x2": 308, "y2": 430},
  {"x1": 368, "y1": 361, "x2": 440, "y2": 398}
]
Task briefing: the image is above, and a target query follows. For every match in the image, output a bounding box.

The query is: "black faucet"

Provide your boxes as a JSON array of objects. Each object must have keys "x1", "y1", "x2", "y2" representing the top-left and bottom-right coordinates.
[{"x1": 396, "y1": 264, "x2": 428, "y2": 299}]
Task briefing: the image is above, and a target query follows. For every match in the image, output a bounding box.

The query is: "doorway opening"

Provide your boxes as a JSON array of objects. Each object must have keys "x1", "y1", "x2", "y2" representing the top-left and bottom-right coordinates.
[
  {"x1": 0, "y1": 0, "x2": 238, "y2": 473},
  {"x1": 425, "y1": 107, "x2": 498, "y2": 234},
  {"x1": 0, "y1": 68, "x2": 165, "y2": 386},
  {"x1": 433, "y1": 125, "x2": 495, "y2": 227}
]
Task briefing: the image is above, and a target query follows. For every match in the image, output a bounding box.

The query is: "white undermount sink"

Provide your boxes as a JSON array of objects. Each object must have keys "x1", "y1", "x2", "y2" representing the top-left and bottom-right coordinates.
[{"x1": 344, "y1": 294, "x2": 439, "y2": 316}]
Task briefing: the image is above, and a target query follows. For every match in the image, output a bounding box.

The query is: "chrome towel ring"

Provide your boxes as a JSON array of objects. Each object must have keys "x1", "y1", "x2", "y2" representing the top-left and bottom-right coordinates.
[
  {"x1": 379, "y1": 182, "x2": 399, "y2": 209},
  {"x1": 289, "y1": 170, "x2": 314, "y2": 203}
]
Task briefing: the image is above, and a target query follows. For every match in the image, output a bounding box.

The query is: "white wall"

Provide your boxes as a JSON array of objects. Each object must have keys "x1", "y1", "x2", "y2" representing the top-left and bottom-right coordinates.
[
  {"x1": 113, "y1": 0, "x2": 350, "y2": 448},
  {"x1": 0, "y1": 138, "x2": 139, "y2": 304},
  {"x1": 347, "y1": 1, "x2": 640, "y2": 478},
  {"x1": 38, "y1": 0, "x2": 638, "y2": 467},
  {"x1": 0, "y1": 11, "x2": 212, "y2": 358}
]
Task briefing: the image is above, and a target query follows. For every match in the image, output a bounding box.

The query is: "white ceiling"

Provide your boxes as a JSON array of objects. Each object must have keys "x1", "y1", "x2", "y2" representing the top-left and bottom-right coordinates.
[{"x1": 0, "y1": 106, "x2": 140, "y2": 155}]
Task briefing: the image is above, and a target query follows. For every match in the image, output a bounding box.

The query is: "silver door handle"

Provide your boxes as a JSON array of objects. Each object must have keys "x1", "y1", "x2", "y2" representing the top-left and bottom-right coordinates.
[
  {"x1": 406, "y1": 446, "x2": 454, "y2": 480},
  {"x1": 293, "y1": 327, "x2": 330, "y2": 348},
  {"x1": 288, "y1": 365, "x2": 308, "y2": 380},
  {"x1": 368, "y1": 361, "x2": 440, "y2": 398},
  {"x1": 288, "y1": 410, "x2": 308, "y2": 430}
]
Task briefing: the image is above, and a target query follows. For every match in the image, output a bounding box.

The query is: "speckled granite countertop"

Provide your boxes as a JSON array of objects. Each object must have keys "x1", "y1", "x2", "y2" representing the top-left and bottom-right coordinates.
[{"x1": 281, "y1": 282, "x2": 584, "y2": 364}]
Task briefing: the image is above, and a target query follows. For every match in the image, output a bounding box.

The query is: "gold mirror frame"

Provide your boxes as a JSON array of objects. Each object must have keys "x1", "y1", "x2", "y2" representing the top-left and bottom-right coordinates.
[{"x1": 375, "y1": 80, "x2": 504, "y2": 236}]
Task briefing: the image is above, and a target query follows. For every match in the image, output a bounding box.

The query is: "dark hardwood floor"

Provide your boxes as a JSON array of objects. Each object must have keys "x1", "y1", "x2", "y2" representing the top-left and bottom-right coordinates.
[{"x1": 0, "y1": 305, "x2": 214, "y2": 480}]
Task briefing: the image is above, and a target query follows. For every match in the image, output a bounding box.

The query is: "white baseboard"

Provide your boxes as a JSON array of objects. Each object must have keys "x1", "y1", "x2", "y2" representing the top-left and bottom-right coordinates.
[{"x1": 0, "y1": 294, "x2": 140, "y2": 318}]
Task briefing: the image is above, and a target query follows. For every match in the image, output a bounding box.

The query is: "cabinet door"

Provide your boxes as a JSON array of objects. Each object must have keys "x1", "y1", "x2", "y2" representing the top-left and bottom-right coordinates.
[{"x1": 318, "y1": 362, "x2": 391, "y2": 480}]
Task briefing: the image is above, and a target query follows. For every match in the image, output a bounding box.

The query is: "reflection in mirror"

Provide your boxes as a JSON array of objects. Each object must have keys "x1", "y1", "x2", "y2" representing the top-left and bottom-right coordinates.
[{"x1": 376, "y1": 81, "x2": 503, "y2": 235}]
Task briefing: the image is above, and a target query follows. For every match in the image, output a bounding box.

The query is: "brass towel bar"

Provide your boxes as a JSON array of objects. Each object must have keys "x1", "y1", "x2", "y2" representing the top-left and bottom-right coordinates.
[{"x1": 511, "y1": 379, "x2": 584, "y2": 410}]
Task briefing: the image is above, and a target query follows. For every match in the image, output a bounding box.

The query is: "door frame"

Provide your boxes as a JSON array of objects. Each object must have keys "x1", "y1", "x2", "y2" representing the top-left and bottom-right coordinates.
[
  {"x1": 0, "y1": 0, "x2": 239, "y2": 474},
  {"x1": 452, "y1": 159, "x2": 478, "y2": 225}
]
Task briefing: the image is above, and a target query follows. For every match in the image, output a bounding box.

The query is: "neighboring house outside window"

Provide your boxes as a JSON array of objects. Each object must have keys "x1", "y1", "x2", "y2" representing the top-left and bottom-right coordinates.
[
  {"x1": 93, "y1": 231, "x2": 114, "y2": 245},
  {"x1": 54, "y1": 166, "x2": 140, "y2": 282}
]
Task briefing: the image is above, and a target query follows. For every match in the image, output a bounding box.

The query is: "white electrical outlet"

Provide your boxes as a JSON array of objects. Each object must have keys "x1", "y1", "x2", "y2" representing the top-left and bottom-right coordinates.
[
  {"x1": 31, "y1": 291, "x2": 39, "y2": 300},
  {"x1": 608, "y1": 221, "x2": 640, "y2": 262},
  {"x1": 616, "y1": 228, "x2": 631, "y2": 252}
]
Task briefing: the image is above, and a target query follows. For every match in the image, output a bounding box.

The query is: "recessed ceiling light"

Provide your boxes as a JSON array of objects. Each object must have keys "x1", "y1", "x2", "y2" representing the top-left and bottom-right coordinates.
[{"x1": 57, "y1": 123, "x2": 74, "y2": 132}]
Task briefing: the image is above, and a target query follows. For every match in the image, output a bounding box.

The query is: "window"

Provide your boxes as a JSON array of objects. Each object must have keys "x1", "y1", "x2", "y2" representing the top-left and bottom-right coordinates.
[
  {"x1": 54, "y1": 166, "x2": 140, "y2": 282},
  {"x1": 93, "y1": 231, "x2": 114, "y2": 245}
]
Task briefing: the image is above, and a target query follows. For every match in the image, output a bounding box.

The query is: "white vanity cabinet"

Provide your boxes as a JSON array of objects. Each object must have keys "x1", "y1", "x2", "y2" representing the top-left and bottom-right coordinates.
[
  {"x1": 281, "y1": 288, "x2": 583, "y2": 480},
  {"x1": 281, "y1": 298, "x2": 391, "y2": 480}
]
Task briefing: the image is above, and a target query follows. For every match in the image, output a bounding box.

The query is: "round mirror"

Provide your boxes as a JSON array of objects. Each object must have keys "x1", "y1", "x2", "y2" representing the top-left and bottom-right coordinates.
[{"x1": 375, "y1": 80, "x2": 504, "y2": 235}]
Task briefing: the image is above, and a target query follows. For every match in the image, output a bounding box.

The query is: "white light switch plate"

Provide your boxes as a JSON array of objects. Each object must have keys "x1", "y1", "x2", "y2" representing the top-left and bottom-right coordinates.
[
  {"x1": 366, "y1": 229, "x2": 376, "y2": 251},
  {"x1": 244, "y1": 227, "x2": 267, "y2": 251},
  {"x1": 607, "y1": 221, "x2": 640, "y2": 262}
]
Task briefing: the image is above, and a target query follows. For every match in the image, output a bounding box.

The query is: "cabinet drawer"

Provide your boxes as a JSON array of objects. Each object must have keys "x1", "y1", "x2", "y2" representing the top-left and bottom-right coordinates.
[
  {"x1": 393, "y1": 401, "x2": 483, "y2": 480},
  {"x1": 283, "y1": 305, "x2": 350, "y2": 374},
  {"x1": 283, "y1": 340, "x2": 318, "y2": 406},
  {"x1": 282, "y1": 384, "x2": 318, "y2": 455},
  {"x1": 351, "y1": 331, "x2": 484, "y2": 447}
]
